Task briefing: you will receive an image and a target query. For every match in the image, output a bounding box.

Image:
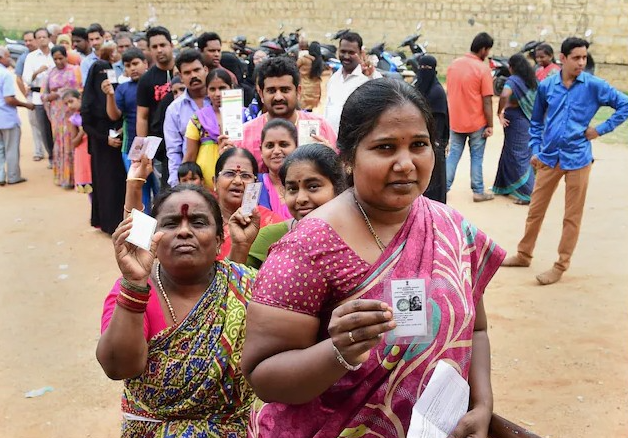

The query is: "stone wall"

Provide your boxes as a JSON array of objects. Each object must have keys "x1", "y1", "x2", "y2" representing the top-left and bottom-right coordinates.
[{"x1": 2, "y1": 0, "x2": 626, "y2": 88}]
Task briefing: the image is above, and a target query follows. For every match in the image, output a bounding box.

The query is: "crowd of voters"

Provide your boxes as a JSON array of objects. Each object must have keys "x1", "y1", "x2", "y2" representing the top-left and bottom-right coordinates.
[{"x1": 1, "y1": 19, "x2": 627, "y2": 438}]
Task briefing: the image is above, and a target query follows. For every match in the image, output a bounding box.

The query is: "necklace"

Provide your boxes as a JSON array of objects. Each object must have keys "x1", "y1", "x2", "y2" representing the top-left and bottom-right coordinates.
[
  {"x1": 155, "y1": 262, "x2": 215, "y2": 325},
  {"x1": 352, "y1": 190, "x2": 386, "y2": 253}
]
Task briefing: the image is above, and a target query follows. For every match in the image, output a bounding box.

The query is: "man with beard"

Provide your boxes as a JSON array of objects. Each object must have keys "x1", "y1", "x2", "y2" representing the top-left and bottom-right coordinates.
[
  {"x1": 22, "y1": 27, "x2": 55, "y2": 167},
  {"x1": 136, "y1": 26, "x2": 175, "y2": 187},
  {"x1": 71, "y1": 27, "x2": 91, "y2": 60},
  {"x1": 231, "y1": 56, "x2": 336, "y2": 170},
  {"x1": 163, "y1": 49, "x2": 211, "y2": 187},
  {"x1": 324, "y1": 31, "x2": 381, "y2": 134},
  {"x1": 80, "y1": 23, "x2": 105, "y2": 86},
  {"x1": 196, "y1": 32, "x2": 238, "y2": 85}
]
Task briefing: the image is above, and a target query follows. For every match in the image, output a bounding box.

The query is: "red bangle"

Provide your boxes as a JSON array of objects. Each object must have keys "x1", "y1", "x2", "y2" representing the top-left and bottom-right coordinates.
[
  {"x1": 116, "y1": 291, "x2": 149, "y2": 313},
  {"x1": 120, "y1": 284, "x2": 150, "y2": 301}
]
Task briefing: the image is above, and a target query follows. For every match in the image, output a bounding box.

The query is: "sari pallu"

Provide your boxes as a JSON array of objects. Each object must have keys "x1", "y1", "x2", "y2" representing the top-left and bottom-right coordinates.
[
  {"x1": 190, "y1": 107, "x2": 220, "y2": 189},
  {"x1": 249, "y1": 196, "x2": 505, "y2": 437},
  {"x1": 121, "y1": 261, "x2": 257, "y2": 438},
  {"x1": 492, "y1": 75, "x2": 538, "y2": 202}
]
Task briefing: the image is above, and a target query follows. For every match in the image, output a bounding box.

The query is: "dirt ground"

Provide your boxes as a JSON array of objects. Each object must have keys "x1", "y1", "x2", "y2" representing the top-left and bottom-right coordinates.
[{"x1": 1, "y1": 98, "x2": 627, "y2": 438}]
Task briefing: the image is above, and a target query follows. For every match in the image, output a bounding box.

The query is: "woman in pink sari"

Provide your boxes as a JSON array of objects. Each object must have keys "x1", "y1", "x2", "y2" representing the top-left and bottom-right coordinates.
[
  {"x1": 242, "y1": 79, "x2": 506, "y2": 438},
  {"x1": 42, "y1": 45, "x2": 81, "y2": 188}
]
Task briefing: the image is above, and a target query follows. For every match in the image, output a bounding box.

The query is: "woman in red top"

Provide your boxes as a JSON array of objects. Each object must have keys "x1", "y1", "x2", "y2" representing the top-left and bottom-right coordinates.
[{"x1": 534, "y1": 43, "x2": 561, "y2": 82}]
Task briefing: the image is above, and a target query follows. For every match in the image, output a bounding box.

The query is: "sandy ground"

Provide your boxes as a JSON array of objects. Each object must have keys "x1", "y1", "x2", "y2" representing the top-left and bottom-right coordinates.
[{"x1": 1, "y1": 97, "x2": 627, "y2": 438}]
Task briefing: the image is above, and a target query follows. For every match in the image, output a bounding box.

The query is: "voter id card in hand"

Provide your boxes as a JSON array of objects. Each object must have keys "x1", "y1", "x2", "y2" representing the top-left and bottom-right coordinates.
[
  {"x1": 125, "y1": 209, "x2": 157, "y2": 251},
  {"x1": 240, "y1": 182, "x2": 263, "y2": 216},
  {"x1": 298, "y1": 120, "x2": 320, "y2": 146},
  {"x1": 390, "y1": 278, "x2": 428, "y2": 341},
  {"x1": 105, "y1": 69, "x2": 118, "y2": 84}
]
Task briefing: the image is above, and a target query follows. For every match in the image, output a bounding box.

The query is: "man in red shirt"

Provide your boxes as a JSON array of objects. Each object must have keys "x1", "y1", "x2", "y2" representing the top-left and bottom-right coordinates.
[{"x1": 446, "y1": 32, "x2": 495, "y2": 202}]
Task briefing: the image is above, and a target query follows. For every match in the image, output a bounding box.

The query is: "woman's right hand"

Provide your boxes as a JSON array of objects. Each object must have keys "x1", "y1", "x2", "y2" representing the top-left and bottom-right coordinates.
[
  {"x1": 217, "y1": 134, "x2": 235, "y2": 155},
  {"x1": 498, "y1": 113, "x2": 509, "y2": 128},
  {"x1": 328, "y1": 299, "x2": 396, "y2": 367},
  {"x1": 112, "y1": 216, "x2": 164, "y2": 286},
  {"x1": 128, "y1": 155, "x2": 153, "y2": 180}
]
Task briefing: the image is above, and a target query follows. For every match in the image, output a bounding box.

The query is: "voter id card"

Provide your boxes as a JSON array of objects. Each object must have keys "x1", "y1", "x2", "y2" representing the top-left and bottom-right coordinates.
[
  {"x1": 241, "y1": 182, "x2": 263, "y2": 216},
  {"x1": 386, "y1": 278, "x2": 433, "y2": 344}
]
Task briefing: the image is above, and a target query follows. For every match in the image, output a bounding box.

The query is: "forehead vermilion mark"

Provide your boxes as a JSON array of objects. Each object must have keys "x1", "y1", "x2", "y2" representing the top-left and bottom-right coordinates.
[
  {"x1": 180, "y1": 203, "x2": 189, "y2": 218},
  {"x1": 236, "y1": 165, "x2": 241, "y2": 171}
]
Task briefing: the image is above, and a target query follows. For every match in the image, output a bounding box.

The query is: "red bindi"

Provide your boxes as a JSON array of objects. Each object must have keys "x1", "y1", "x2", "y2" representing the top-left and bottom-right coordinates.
[{"x1": 180, "y1": 203, "x2": 189, "y2": 218}]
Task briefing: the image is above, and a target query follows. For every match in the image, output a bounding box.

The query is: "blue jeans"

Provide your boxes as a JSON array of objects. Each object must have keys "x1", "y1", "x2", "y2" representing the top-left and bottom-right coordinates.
[{"x1": 446, "y1": 128, "x2": 487, "y2": 194}]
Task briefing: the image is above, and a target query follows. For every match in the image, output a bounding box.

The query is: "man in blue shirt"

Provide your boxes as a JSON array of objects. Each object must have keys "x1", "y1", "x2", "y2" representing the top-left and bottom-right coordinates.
[
  {"x1": 80, "y1": 23, "x2": 104, "y2": 86},
  {"x1": 102, "y1": 48, "x2": 156, "y2": 210},
  {"x1": 0, "y1": 47, "x2": 35, "y2": 185},
  {"x1": 502, "y1": 37, "x2": 628, "y2": 285}
]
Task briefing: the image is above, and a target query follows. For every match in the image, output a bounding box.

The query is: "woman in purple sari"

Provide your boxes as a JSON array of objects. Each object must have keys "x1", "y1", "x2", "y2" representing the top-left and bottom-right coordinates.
[{"x1": 242, "y1": 79, "x2": 506, "y2": 438}]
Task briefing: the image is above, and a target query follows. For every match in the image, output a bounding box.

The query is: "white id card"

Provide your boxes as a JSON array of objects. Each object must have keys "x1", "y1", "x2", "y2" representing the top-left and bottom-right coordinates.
[
  {"x1": 143, "y1": 136, "x2": 162, "y2": 159},
  {"x1": 125, "y1": 209, "x2": 157, "y2": 251},
  {"x1": 128, "y1": 136, "x2": 162, "y2": 160},
  {"x1": 105, "y1": 69, "x2": 118, "y2": 84},
  {"x1": 221, "y1": 89, "x2": 244, "y2": 140},
  {"x1": 298, "y1": 120, "x2": 320, "y2": 146},
  {"x1": 128, "y1": 137, "x2": 146, "y2": 160},
  {"x1": 391, "y1": 279, "x2": 428, "y2": 339},
  {"x1": 240, "y1": 182, "x2": 263, "y2": 216}
]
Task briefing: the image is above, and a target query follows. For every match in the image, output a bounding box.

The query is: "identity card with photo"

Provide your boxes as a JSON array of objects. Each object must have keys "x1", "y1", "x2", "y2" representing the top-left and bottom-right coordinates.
[
  {"x1": 125, "y1": 209, "x2": 157, "y2": 251},
  {"x1": 391, "y1": 278, "x2": 428, "y2": 339},
  {"x1": 128, "y1": 136, "x2": 163, "y2": 160},
  {"x1": 298, "y1": 119, "x2": 320, "y2": 146},
  {"x1": 240, "y1": 182, "x2": 263, "y2": 216},
  {"x1": 221, "y1": 89, "x2": 244, "y2": 140},
  {"x1": 105, "y1": 69, "x2": 118, "y2": 84}
]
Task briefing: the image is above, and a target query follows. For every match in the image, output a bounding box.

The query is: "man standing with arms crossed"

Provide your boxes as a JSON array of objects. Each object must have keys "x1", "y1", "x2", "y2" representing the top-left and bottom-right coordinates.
[
  {"x1": 445, "y1": 32, "x2": 495, "y2": 202},
  {"x1": 502, "y1": 37, "x2": 628, "y2": 285}
]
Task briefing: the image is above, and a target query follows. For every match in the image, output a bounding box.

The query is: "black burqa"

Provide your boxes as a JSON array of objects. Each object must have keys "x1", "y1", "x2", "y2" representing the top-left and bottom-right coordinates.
[
  {"x1": 80, "y1": 60, "x2": 126, "y2": 234},
  {"x1": 416, "y1": 55, "x2": 449, "y2": 204}
]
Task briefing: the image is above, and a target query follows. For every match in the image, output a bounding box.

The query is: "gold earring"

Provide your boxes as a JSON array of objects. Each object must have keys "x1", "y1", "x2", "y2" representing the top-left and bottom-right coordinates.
[{"x1": 345, "y1": 165, "x2": 353, "y2": 175}]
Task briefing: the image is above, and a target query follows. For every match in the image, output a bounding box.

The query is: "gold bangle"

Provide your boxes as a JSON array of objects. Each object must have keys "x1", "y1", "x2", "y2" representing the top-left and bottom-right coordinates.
[
  {"x1": 124, "y1": 204, "x2": 145, "y2": 214},
  {"x1": 127, "y1": 177, "x2": 147, "y2": 184}
]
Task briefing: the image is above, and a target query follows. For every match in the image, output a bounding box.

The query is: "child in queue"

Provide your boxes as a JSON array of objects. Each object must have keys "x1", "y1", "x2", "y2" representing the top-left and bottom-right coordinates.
[{"x1": 62, "y1": 89, "x2": 92, "y2": 195}]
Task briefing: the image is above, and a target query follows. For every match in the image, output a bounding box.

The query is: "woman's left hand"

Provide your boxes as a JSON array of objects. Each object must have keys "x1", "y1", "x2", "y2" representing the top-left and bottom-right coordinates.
[
  {"x1": 447, "y1": 406, "x2": 492, "y2": 438},
  {"x1": 310, "y1": 134, "x2": 331, "y2": 149},
  {"x1": 498, "y1": 113, "x2": 509, "y2": 128},
  {"x1": 128, "y1": 155, "x2": 153, "y2": 181},
  {"x1": 228, "y1": 207, "x2": 261, "y2": 248}
]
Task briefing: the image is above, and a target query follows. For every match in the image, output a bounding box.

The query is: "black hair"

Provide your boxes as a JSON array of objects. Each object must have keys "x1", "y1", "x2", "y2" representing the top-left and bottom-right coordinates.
[
  {"x1": 561, "y1": 37, "x2": 589, "y2": 57},
  {"x1": 197, "y1": 32, "x2": 222, "y2": 51},
  {"x1": 261, "y1": 118, "x2": 298, "y2": 145},
  {"x1": 256, "y1": 56, "x2": 300, "y2": 89},
  {"x1": 470, "y1": 32, "x2": 494, "y2": 53},
  {"x1": 279, "y1": 143, "x2": 347, "y2": 196},
  {"x1": 51, "y1": 45, "x2": 67, "y2": 58},
  {"x1": 22, "y1": 30, "x2": 34, "y2": 39},
  {"x1": 308, "y1": 41, "x2": 325, "y2": 79},
  {"x1": 205, "y1": 68, "x2": 233, "y2": 87},
  {"x1": 135, "y1": 36, "x2": 148, "y2": 44},
  {"x1": 175, "y1": 49, "x2": 203, "y2": 71},
  {"x1": 177, "y1": 161, "x2": 204, "y2": 181},
  {"x1": 34, "y1": 27, "x2": 50, "y2": 38},
  {"x1": 535, "y1": 43, "x2": 554, "y2": 58},
  {"x1": 220, "y1": 52, "x2": 245, "y2": 84},
  {"x1": 71, "y1": 27, "x2": 88, "y2": 40},
  {"x1": 61, "y1": 88, "x2": 81, "y2": 100},
  {"x1": 122, "y1": 47, "x2": 146, "y2": 63},
  {"x1": 86, "y1": 23, "x2": 104, "y2": 37},
  {"x1": 337, "y1": 78, "x2": 435, "y2": 186},
  {"x1": 146, "y1": 26, "x2": 172, "y2": 44},
  {"x1": 151, "y1": 184, "x2": 223, "y2": 240},
  {"x1": 508, "y1": 53, "x2": 538, "y2": 90},
  {"x1": 215, "y1": 147, "x2": 259, "y2": 177},
  {"x1": 340, "y1": 32, "x2": 363, "y2": 51}
]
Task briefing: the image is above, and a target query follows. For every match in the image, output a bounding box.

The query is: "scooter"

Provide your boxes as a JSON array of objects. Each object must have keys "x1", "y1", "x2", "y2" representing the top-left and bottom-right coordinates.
[
  {"x1": 230, "y1": 35, "x2": 255, "y2": 60},
  {"x1": 368, "y1": 41, "x2": 405, "y2": 81},
  {"x1": 489, "y1": 56, "x2": 510, "y2": 95}
]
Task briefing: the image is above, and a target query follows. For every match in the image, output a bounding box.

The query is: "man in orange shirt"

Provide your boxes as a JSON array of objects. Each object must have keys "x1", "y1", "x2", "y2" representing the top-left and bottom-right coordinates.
[{"x1": 446, "y1": 32, "x2": 495, "y2": 202}]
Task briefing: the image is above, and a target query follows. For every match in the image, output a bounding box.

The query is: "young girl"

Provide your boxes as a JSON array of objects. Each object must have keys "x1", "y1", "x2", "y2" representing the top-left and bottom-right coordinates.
[
  {"x1": 63, "y1": 89, "x2": 92, "y2": 195},
  {"x1": 257, "y1": 119, "x2": 298, "y2": 219},
  {"x1": 184, "y1": 69, "x2": 240, "y2": 189},
  {"x1": 177, "y1": 161, "x2": 205, "y2": 186}
]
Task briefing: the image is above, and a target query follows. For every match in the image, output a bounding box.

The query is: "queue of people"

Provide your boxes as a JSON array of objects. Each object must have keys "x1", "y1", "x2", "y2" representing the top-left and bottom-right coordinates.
[{"x1": 2, "y1": 20, "x2": 628, "y2": 437}]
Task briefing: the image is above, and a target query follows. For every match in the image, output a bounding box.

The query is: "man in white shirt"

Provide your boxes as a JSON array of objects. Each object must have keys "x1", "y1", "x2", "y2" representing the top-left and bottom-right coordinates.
[
  {"x1": 324, "y1": 31, "x2": 381, "y2": 133},
  {"x1": 22, "y1": 27, "x2": 55, "y2": 167}
]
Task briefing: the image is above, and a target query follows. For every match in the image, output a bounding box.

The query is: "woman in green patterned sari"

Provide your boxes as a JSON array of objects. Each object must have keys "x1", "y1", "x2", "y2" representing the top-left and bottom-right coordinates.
[{"x1": 97, "y1": 163, "x2": 261, "y2": 437}]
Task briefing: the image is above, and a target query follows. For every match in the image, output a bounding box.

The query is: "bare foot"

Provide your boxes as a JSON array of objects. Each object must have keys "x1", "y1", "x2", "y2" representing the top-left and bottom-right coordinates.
[
  {"x1": 501, "y1": 254, "x2": 531, "y2": 267},
  {"x1": 536, "y1": 268, "x2": 563, "y2": 285}
]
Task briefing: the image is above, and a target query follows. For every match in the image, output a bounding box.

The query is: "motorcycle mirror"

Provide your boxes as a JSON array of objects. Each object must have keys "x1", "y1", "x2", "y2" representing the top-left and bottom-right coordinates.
[
  {"x1": 69, "y1": 16, "x2": 74, "y2": 24},
  {"x1": 172, "y1": 34, "x2": 178, "y2": 40},
  {"x1": 416, "y1": 22, "x2": 423, "y2": 31},
  {"x1": 130, "y1": 27, "x2": 136, "y2": 32},
  {"x1": 468, "y1": 17, "x2": 475, "y2": 26},
  {"x1": 346, "y1": 18, "x2": 353, "y2": 25},
  {"x1": 509, "y1": 41, "x2": 519, "y2": 48},
  {"x1": 325, "y1": 32, "x2": 333, "y2": 38},
  {"x1": 540, "y1": 28, "x2": 548, "y2": 36},
  {"x1": 527, "y1": 4, "x2": 536, "y2": 11},
  {"x1": 585, "y1": 29, "x2": 593, "y2": 37},
  {"x1": 259, "y1": 36, "x2": 266, "y2": 43},
  {"x1": 124, "y1": 16, "x2": 130, "y2": 23},
  {"x1": 195, "y1": 24, "x2": 202, "y2": 32},
  {"x1": 279, "y1": 22, "x2": 284, "y2": 30},
  {"x1": 424, "y1": 41, "x2": 429, "y2": 48}
]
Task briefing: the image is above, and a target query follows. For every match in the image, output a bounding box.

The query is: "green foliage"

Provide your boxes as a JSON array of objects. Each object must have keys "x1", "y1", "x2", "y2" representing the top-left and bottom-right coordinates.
[{"x1": 0, "y1": 26, "x2": 23, "y2": 41}]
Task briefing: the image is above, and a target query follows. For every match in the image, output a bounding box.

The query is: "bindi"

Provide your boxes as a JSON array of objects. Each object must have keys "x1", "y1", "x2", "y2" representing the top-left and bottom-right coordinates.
[{"x1": 180, "y1": 203, "x2": 189, "y2": 219}]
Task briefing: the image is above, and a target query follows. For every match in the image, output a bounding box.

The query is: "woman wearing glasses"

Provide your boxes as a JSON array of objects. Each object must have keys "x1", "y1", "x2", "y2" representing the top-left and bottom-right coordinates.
[{"x1": 213, "y1": 147, "x2": 283, "y2": 259}]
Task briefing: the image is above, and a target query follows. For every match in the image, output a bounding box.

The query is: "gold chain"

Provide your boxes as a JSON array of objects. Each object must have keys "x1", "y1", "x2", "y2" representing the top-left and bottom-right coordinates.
[{"x1": 352, "y1": 190, "x2": 386, "y2": 253}]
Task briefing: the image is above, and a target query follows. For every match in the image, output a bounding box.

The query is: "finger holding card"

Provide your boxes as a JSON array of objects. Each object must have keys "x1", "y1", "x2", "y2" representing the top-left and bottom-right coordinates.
[
  {"x1": 228, "y1": 207, "x2": 261, "y2": 249},
  {"x1": 128, "y1": 154, "x2": 153, "y2": 180}
]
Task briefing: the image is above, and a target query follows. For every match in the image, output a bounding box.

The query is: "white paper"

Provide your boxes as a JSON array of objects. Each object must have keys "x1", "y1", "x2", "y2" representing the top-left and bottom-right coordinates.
[
  {"x1": 128, "y1": 136, "x2": 162, "y2": 160},
  {"x1": 109, "y1": 129, "x2": 120, "y2": 138},
  {"x1": 391, "y1": 279, "x2": 427, "y2": 338},
  {"x1": 125, "y1": 209, "x2": 157, "y2": 251},
  {"x1": 144, "y1": 136, "x2": 162, "y2": 159},
  {"x1": 407, "y1": 361, "x2": 470, "y2": 438},
  {"x1": 298, "y1": 120, "x2": 320, "y2": 146},
  {"x1": 240, "y1": 182, "x2": 263, "y2": 216},
  {"x1": 105, "y1": 69, "x2": 118, "y2": 84},
  {"x1": 128, "y1": 137, "x2": 145, "y2": 160},
  {"x1": 221, "y1": 89, "x2": 244, "y2": 140}
]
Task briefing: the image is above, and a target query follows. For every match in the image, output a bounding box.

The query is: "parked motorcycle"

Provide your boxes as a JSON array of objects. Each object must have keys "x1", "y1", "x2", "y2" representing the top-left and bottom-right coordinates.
[
  {"x1": 368, "y1": 40, "x2": 405, "y2": 81},
  {"x1": 5, "y1": 37, "x2": 28, "y2": 63}
]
